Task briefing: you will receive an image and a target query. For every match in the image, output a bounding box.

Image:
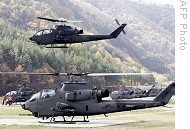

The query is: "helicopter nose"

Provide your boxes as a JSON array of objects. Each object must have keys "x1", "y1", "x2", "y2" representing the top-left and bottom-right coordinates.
[
  {"x1": 21, "y1": 104, "x2": 26, "y2": 110},
  {"x1": 29, "y1": 37, "x2": 33, "y2": 41},
  {"x1": 29, "y1": 36, "x2": 40, "y2": 44},
  {"x1": 21, "y1": 103, "x2": 30, "y2": 110}
]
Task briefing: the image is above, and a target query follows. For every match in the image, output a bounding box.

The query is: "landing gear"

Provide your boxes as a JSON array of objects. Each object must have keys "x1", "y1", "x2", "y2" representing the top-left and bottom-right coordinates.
[
  {"x1": 40, "y1": 115, "x2": 90, "y2": 124},
  {"x1": 45, "y1": 44, "x2": 71, "y2": 48},
  {"x1": 83, "y1": 116, "x2": 89, "y2": 122},
  {"x1": 42, "y1": 117, "x2": 49, "y2": 120},
  {"x1": 50, "y1": 117, "x2": 55, "y2": 122}
]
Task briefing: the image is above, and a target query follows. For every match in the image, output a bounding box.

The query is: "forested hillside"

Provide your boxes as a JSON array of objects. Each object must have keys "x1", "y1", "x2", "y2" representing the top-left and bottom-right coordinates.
[{"x1": 0, "y1": 0, "x2": 174, "y2": 95}]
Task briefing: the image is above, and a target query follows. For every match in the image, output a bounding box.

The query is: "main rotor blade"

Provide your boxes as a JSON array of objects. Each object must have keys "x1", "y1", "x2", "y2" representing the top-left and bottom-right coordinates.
[
  {"x1": 0, "y1": 72, "x2": 151, "y2": 77},
  {"x1": 0, "y1": 72, "x2": 67, "y2": 76},
  {"x1": 37, "y1": 17, "x2": 82, "y2": 23},
  {"x1": 86, "y1": 73, "x2": 152, "y2": 76},
  {"x1": 52, "y1": 72, "x2": 152, "y2": 76},
  {"x1": 0, "y1": 72, "x2": 27, "y2": 74},
  {"x1": 37, "y1": 17, "x2": 60, "y2": 22},
  {"x1": 66, "y1": 20, "x2": 83, "y2": 23}
]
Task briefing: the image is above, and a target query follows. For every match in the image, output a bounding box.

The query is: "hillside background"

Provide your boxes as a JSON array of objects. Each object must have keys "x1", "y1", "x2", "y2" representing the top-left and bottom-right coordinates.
[{"x1": 0, "y1": 0, "x2": 175, "y2": 95}]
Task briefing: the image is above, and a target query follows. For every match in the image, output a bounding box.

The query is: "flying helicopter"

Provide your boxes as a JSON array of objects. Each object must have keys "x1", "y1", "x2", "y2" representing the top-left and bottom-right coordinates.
[
  {"x1": 29, "y1": 17, "x2": 127, "y2": 48},
  {"x1": 15, "y1": 72, "x2": 174, "y2": 123}
]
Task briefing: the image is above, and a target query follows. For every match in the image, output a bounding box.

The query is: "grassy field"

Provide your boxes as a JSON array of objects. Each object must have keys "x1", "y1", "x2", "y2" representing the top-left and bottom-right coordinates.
[{"x1": 0, "y1": 99, "x2": 175, "y2": 129}]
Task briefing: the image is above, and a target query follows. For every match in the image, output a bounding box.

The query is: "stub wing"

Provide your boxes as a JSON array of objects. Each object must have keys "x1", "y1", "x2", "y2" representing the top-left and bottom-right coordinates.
[{"x1": 52, "y1": 102, "x2": 75, "y2": 113}]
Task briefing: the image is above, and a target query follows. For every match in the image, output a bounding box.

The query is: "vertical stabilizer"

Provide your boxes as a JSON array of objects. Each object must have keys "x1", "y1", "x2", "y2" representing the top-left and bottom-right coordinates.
[
  {"x1": 153, "y1": 82, "x2": 175, "y2": 105},
  {"x1": 110, "y1": 24, "x2": 127, "y2": 38}
]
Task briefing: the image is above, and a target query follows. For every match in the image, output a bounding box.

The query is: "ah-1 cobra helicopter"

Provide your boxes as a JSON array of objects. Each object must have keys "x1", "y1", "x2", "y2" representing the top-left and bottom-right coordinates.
[
  {"x1": 15, "y1": 72, "x2": 174, "y2": 123},
  {"x1": 29, "y1": 17, "x2": 127, "y2": 48},
  {"x1": 1, "y1": 87, "x2": 37, "y2": 105},
  {"x1": 110, "y1": 84, "x2": 163, "y2": 100}
]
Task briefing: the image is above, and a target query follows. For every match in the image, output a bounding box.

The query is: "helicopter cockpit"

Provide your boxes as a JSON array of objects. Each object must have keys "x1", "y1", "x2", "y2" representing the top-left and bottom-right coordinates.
[
  {"x1": 41, "y1": 89, "x2": 55, "y2": 99},
  {"x1": 29, "y1": 92, "x2": 40, "y2": 102},
  {"x1": 29, "y1": 89, "x2": 55, "y2": 102},
  {"x1": 34, "y1": 29, "x2": 52, "y2": 36}
]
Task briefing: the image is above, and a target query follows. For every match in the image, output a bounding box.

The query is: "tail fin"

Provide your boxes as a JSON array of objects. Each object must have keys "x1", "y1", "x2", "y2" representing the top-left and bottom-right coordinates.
[
  {"x1": 153, "y1": 82, "x2": 175, "y2": 105},
  {"x1": 110, "y1": 24, "x2": 127, "y2": 38}
]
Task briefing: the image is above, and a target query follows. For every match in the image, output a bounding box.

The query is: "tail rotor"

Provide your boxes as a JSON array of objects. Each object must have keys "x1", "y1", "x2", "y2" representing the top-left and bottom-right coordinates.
[{"x1": 115, "y1": 18, "x2": 126, "y2": 35}]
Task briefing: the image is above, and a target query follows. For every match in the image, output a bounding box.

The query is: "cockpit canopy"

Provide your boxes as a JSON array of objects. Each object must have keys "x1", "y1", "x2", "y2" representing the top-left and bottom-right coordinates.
[
  {"x1": 34, "y1": 29, "x2": 52, "y2": 36},
  {"x1": 29, "y1": 89, "x2": 55, "y2": 102},
  {"x1": 5, "y1": 91, "x2": 17, "y2": 96},
  {"x1": 41, "y1": 89, "x2": 55, "y2": 99}
]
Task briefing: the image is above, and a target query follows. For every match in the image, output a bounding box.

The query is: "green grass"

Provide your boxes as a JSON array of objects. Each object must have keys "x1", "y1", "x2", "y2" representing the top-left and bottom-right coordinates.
[
  {"x1": 0, "y1": 101, "x2": 175, "y2": 129},
  {"x1": 0, "y1": 105, "x2": 30, "y2": 118}
]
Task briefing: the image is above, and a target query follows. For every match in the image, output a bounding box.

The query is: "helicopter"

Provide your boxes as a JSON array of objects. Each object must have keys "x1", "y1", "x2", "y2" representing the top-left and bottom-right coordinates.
[
  {"x1": 110, "y1": 87, "x2": 146, "y2": 100},
  {"x1": 110, "y1": 85, "x2": 163, "y2": 100},
  {"x1": 1, "y1": 87, "x2": 37, "y2": 105},
  {"x1": 16, "y1": 72, "x2": 175, "y2": 123},
  {"x1": 29, "y1": 17, "x2": 127, "y2": 48},
  {"x1": 145, "y1": 84, "x2": 163, "y2": 97}
]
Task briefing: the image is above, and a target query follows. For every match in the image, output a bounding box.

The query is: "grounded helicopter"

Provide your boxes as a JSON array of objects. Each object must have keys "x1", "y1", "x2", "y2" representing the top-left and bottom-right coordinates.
[
  {"x1": 1, "y1": 87, "x2": 37, "y2": 105},
  {"x1": 145, "y1": 85, "x2": 163, "y2": 97},
  {"x1": 110, "y1": 87, "x2": 146, "y2": 100},
  {"x1": 110, "y1": 85, "x2": 163, "y2": 100},
  {"x1": 29, "y1": 17, "x2": 127, "y2": 48},
  {"x1": 15, "y1": 72, "x2": 175, "y2": 123}
]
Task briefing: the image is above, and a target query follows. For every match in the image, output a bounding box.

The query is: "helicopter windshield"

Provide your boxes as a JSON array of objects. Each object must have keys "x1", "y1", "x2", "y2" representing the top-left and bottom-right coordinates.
[
  {"x1": 35, "y1": 29, "x2": 52, "y2": 36},
  {"x1": 29, "y1": 92, "x2": 40, "y2": 102},
  {"x1": 5, "y1": 91, "x2": 17, "y2": 96},
  {"x1": 41, "y1": 89, "x2": 55, "y2": 99}
]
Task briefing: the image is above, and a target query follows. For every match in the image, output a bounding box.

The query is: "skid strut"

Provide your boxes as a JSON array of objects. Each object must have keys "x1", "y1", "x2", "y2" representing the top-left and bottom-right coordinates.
[{"x1": 40, "y1": 115, "x2": 90, "y2": 123}]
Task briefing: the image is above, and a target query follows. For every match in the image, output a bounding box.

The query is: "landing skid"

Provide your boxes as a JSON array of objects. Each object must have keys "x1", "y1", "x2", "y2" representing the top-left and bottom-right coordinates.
[
  {"x1": 39, "y1": 116, "x2": 89, "y2": 124},
  {"x1": 45, "y1": 46, "x2": 69, "y2": 48},
  {"x1": 39, "y1": 120, "x2": 77, "y2": 124},
  {"x1": 44, "y1": 44, "x2": 71, "y2": 48}
]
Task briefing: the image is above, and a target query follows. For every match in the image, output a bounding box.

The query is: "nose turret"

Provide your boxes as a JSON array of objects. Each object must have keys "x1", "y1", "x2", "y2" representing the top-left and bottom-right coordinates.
[
  {"x1": 21, "y1": 103, "x2": 26, "y2": 110},
  {"x1": 21, "y1": 101, "x2": 30, "y2": 110},
  {"x1": 29, "y1": 36, "x2": 41, "y2": 45},
  {"x1": 29, "y1": 37, "x2": 33, "y2": 41}
]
